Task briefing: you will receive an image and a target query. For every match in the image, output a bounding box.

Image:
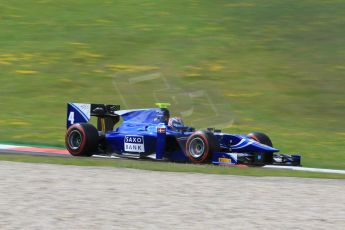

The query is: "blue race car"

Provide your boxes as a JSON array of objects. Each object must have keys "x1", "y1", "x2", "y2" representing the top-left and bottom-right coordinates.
[{"x1": 65, "y1": 103, "x2": 301, "y2": 166}]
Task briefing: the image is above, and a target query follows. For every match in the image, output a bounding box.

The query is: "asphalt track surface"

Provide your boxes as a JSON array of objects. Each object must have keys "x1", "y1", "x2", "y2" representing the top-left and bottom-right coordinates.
[
  {"x1": 1, "y1": 144, "x2": 345, "y2": 175},
  {"x1": 0, "y1": 161, "x2": 345, "y2": 229}
]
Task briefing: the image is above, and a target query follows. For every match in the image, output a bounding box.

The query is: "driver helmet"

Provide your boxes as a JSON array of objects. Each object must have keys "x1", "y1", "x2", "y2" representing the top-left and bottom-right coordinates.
[{"x1": 168, "y1": 117, "x2": 184, "y2": 131}]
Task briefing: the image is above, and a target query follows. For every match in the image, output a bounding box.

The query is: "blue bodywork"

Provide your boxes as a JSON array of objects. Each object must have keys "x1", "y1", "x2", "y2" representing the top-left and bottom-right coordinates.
[
  {"x1": 66, "y1": 103, "x2": 301, "y2": 166},
  {"x1": 111, "y1": 109, "x2": 278, "y2": 162}
]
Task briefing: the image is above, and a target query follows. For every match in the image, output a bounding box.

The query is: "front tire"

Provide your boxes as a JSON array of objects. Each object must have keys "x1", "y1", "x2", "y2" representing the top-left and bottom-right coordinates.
[
  {"x1": 65, "y1": 123, "x2": 99, "y2": 156},
  {"x1": 247, "y1": 132, "x2": 273, "y2": 147},
  {"x1": 186, "y1": 131, "x2": 219, "y2": 163}
]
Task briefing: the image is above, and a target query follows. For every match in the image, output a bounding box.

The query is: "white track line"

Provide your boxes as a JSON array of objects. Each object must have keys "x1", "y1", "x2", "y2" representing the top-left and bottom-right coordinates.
[
  {"x1": 0, "y1": 144, "x2": 19, "y2": 150},
  {"x1": 264, "y1": 165, "x2": 345, "y2": 175}
]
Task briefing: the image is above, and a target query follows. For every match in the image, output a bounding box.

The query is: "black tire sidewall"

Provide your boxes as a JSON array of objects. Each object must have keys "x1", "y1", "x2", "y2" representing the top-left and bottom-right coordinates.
[
  {"x1": 65, "y1": 123, "x2": 99, "y2": 156},
  {"x1": 66, "y1": 124, "x2": 86, "y2": 156},
  {"x1": 186, "y1": 131, "x2": 218, "y2": 163}
]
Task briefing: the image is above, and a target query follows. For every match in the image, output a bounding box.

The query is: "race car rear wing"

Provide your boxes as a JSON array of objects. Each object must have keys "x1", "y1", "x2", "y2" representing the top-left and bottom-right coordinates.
[{"x1": 66, "y1": 103, "x2": 120, "y2": 132}]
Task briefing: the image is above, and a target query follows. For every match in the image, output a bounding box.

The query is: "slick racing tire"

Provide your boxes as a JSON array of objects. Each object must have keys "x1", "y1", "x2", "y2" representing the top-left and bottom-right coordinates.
[
  {"x1": 65, "y1": 123, "x2": 99, "y2": 157},
  {"x1": 247, "y1": 132, "x2": 273, "y2": 147},
  {"x1": 186, "y1": 131, "x2": 219, "y2": 164}
]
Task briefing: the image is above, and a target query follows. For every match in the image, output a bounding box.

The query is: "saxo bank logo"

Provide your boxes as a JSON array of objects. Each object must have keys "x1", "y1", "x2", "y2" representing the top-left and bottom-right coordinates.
[{"x1": 124, "y1": 135, "x2": 144, "y2": 153}]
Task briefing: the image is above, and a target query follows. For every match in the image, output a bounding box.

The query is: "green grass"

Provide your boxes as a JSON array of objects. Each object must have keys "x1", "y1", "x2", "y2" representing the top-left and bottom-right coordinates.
[
  {"x1": 1, "y1": 0, "x2": 345, "y2": 171},
  {"x1": 1, "y1": 153, "x2": 345, "y2": 179}
]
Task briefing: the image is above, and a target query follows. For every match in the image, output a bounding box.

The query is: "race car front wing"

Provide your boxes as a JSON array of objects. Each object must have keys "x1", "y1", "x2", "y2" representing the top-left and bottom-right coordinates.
[{"x1": 212, "y1": 152, "x2": 301, "y2": 166}]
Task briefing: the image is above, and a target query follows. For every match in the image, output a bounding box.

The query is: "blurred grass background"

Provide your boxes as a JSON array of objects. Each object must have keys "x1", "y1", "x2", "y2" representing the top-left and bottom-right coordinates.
[{"x1": 0, "y1": 0, "x2": 344, "y2": 169}]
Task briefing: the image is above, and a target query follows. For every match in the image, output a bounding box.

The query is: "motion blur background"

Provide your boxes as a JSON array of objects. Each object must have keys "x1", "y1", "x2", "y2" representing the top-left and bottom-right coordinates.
[{"x1": 0, "y1": 0, "x2": 344, "y2": 168}]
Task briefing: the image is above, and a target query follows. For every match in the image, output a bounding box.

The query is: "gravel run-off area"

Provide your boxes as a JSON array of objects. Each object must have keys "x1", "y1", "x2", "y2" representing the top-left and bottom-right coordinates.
[{"x1": 0, "y1": 161, "x2": 344, "y2": 229}]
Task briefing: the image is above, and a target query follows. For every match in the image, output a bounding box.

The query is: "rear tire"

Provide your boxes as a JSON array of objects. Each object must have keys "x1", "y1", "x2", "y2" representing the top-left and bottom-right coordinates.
[
  {"x1": 186, "y1": 131, "x2": 219, "y2": 163},
  {"x1": 65, "y1": 123, "x2": 99, "y2": 156},
  {"x1": 247, "y1": 132, "x2": 273, "y2": 147}
]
